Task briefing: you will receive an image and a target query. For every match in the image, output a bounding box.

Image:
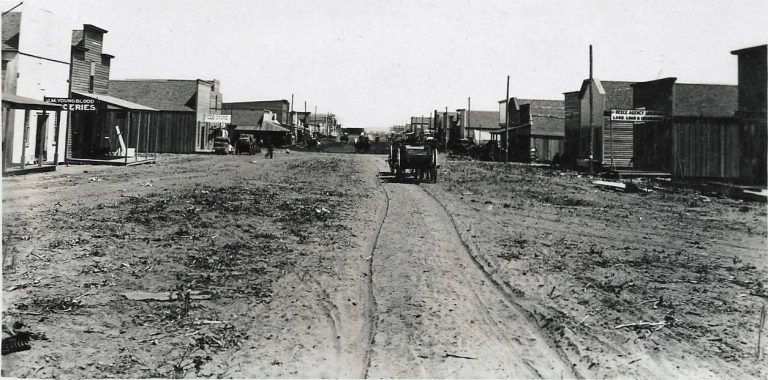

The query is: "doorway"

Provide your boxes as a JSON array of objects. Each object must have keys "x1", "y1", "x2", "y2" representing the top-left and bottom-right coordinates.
[{"x1": 34, "y1": 113, "x2": 49, "y2": 162}]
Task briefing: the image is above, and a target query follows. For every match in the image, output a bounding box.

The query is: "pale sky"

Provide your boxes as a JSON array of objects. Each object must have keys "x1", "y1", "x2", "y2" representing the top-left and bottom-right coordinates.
[{"x1": 10, "y1": 0, "x2": 768, "y2": 128}]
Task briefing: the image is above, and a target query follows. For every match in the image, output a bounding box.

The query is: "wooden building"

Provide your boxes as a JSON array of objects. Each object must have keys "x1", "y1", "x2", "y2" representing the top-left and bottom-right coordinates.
[
  {"x1": 731, "y1": 45, "x2": 767, "y2": 184},
  {"x1": 623, "y1": 46, "x2": 766, "y2": 185},
  {"x1": 108, "y1": 79, "x2": 224, "y2": 153},
  {"x1": 224, "y1": 108, "x2": 291, "y2": 147},
  {"x1": 306, "y1": 112, "x2": 339, "y2": 137},
  {"x1": 224, "y1": 100, "x2": 290, "y2": 124},
  {"x1": 627, "y1": 74, "x2": 765, "y2": 184},
  {"x1": 2, "y1": 6, "x2": 71, "y2": 173},
  {"x1": 2, "y1": 95, "x2": 63, "y2": 175},
  {"x1": 457, "y1": 110, "x2": 498, "y2": 144},
  {"x1": 409, "y1": 116, "x2": 432, "y2": 133},
  {"x1": 494, "y1": 98, "x2": 565, "y2": 162},
  {"x1": 562, "y1": 79, "x2": 634, "y2": 167},
  {"x1": 732, "y1": 44, "x2": 767, "y2": 120},
  {"x1": 67, "y1": 24, "x2": 157, "y2": 165}
]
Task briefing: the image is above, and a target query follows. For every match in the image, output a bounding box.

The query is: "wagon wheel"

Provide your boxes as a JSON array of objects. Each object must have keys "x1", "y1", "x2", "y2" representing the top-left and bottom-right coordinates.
[
  {"x1": 389, "y1": 145, "x2": 396, "y2": 174},
  {"x1": 395, "y1": 149, "x2": 403, "y2": 179},
  {"x1": 431, "y1": 149, "x2": 438, "y2": 183}
]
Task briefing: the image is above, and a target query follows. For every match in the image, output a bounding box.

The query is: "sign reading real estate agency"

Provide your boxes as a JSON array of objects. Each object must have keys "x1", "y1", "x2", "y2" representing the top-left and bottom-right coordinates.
[
  {"x1": 44, "y1": 97, "x2": 97, "y2": 111},
  {"x1": 610, "y1": 109, "x2": 665, "y2": 122},
  {"x1": 204, "y1": 114, "x2": 231, "y2": 123}
]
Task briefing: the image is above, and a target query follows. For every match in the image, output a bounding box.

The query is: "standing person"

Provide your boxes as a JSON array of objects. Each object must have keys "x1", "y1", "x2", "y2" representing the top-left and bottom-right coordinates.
[{"x1": 265, "y1": 140, "x2": 274, "y2": 159}]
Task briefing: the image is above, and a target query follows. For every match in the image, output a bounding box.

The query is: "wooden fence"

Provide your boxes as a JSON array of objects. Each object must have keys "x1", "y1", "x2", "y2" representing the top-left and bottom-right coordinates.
[{"x1": 666, "y1": 116, "x2": 766, "y2": 185}]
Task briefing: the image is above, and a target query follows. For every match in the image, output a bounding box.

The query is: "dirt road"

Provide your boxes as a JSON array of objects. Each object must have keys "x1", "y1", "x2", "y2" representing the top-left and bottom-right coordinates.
[
  {"x1": 367, "y1": 182, "x2": 575, "y2": 378},
  {"x1": 3, "y1": 152, "x2": 766, "y2": 378}
]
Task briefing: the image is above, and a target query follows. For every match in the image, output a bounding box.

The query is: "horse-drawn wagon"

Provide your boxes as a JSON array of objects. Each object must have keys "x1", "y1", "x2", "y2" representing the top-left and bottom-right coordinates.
[{"x1": 387, "y1": 138, "x2": 437, "y2": 182}]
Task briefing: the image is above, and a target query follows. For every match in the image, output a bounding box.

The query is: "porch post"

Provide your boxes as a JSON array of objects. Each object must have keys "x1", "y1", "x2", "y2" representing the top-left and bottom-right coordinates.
[
  {"x1": 53, "y1": 109, "x2": 62, "y2": 166},
  {"x1": 125, "y1": 111, "x2": 131, "y2": 164},
  {"x1": 2, "y1": 105, "x2": 14, "y2": 173},
  {"x1": 38, "y1": 110, "x2": 48, "y2": 167},
  {"x1": 144, "y1": 112, "x2": 149, "y2": 160},
  {"x1": 135, "y1": 111, "x2": 141, "y2": 162},
  {"x1": 153, "y1": 112, "x2": 158, "y2": 157},
  {"x1": 20, "y1": 109, "x2": 30, "y2": 170}
]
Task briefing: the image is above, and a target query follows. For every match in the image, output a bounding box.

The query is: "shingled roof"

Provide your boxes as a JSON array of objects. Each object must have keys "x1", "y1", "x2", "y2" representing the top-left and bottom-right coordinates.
[
  {"x1": 226, "y1": 108, "x2": 265, "y2": 126},
  {"x1": 467, "y1": 110, "x2": 499, "y2": 130},
  {"x1": 674, "y1": 83, "x2": 738, "y2": 117},
  {"x1": 578, "y1": 79, "x2": 635, "y2": 110},
  {"x1": 108, "y1": 80, "x2": 202, "y2": 112},
  {"x1": 2, "y1": 12, "x2": 21, "y2": 51},
  {"x1": 633, "y1": 78, "x2": 738, "y2": 117},
  {"x1": 531, "y1": 115, "x2": 564, "y2": 137},
  {"x1": 516, "y1": 99, "x2": 565, "y2": 117}
]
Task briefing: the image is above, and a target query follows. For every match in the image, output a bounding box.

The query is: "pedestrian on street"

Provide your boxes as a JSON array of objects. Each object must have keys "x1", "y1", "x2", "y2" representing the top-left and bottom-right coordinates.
[{"x1": 265, "y1": 141, "x2": 274, "y2": 159}]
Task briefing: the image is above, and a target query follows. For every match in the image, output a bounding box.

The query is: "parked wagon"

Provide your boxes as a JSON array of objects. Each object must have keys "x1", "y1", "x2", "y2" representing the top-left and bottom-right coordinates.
[
  {"x1": 213, "y1": 137, "x2": 232, "y2": 155},
  {"x1": 235, "y1": 135, "x2": 259, "y2": 155},
  {"x1": 388, "y1": 140, "x2": 437, "y2": 182}
]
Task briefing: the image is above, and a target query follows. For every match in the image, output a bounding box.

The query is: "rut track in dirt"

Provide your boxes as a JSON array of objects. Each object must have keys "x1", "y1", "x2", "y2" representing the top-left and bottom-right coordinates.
[
  {"x1": 364, "y1": 181, "x2": 577, "y2": 378},
  {"x1": 420, "y1": 184, "x2": 583, "y2": 379},
  {"x1": 360, "y1": 178, "x2": 390, "y2": 379}
]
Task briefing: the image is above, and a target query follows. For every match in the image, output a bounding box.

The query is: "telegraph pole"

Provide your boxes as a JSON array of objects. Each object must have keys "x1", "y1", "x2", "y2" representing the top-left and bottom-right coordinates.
[
  {"x1": 589, "y1": 44, "x2": 594, "y2": 174},
  {"x1": 505, "y1": 75, "x2": 510, "y2": 163},
  {"x1": 304, "y1": 101, "x2": 308, "y2": 145},
  {"x1": 444, "y1": 106, "x2": 448, "y2": 152},
  {"x1": 467, "y1": 97, "x2": 471, "y2": 139}
]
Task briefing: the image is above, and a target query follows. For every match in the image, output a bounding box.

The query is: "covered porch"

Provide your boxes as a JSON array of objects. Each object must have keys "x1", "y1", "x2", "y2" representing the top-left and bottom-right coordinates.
[
  {"x1": 2, "y1": 94, "x2": 63, "y2": 176},
  {"x1": 232, "y1": 120, "x2": 292, "y2": 147},
  {"x1": 67, "y1": 91, "x2": 158, "y2": 166}
]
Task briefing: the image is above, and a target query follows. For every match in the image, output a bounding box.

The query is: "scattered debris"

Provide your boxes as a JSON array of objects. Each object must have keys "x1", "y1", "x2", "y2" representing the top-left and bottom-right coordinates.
[
  {"x1": 758, "y1": 304, "x2": 766, "y2": 359},
  {"x1": 614, "y1": 316, "x2": 676, "y2": 331},
  {"x1": 122, "y1": 291, "x2": 212, "y2": 302},
  {"x1": 592, "y1": 180, "x2": 639, "y2": 193},
  {"x1": 444, "y1": 353, "x2": 477, "y2": 360}
]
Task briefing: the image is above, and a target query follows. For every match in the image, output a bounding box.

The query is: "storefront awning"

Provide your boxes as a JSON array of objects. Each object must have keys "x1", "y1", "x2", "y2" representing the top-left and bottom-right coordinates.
[
  {"x1": 2, "y1": 93, "x2": 63, "y2": 111},
  {"x1": 235, "y1": 121, "x2": 291, "y2": 133},
  {"x1": 72, "y1": 91, "x2": 157, "y2": 111}
]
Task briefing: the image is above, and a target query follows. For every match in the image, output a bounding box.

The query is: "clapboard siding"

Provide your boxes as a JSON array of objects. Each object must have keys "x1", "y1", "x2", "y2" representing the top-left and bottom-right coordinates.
[
  {"x1": 633, "y1": 121, "x2": 672, "y2": 171},
  {"x1": 667, "y1": 117, "x2": 766, "y2": 184},
  {"x1": 70, "y1": 27, "x2": 111, "y2": 95},
  {"x1": 532, "y1": 137, "x2": 564, "y2": 162},
  {"x1": 602, "y1": 121, "x2": 634, "y2": 167},
  {"x1": 151, "y1": 112, "x2": 198, "y2": 153}
]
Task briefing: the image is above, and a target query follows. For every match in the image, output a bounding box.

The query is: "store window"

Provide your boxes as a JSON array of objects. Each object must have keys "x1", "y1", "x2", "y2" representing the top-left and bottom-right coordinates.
[{"x1": 89, "y1": 61, "x2": 96, "y2": 93}]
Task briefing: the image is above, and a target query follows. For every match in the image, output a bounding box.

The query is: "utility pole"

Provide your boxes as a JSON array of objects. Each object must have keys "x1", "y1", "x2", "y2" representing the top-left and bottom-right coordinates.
[
  {"x1": 444, "y1": 106, "x2": 448, "y2": 152},
  {"x1": 467, "y1": 97, "x2": 471, "y2": 139},
  {"x1": 303, "y1": 101, "x2": 308, "y2": 145},
  {"x1": 505, "y1": 75, "x2": 510, "y2": 163},
  {"x1": 589, "y1": 44, "x2": 594, "y2": 174}
]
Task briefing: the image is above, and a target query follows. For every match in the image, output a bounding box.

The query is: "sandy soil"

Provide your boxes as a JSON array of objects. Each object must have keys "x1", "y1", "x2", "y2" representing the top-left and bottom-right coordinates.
[
  {"x1": 423, "y1": 160, "x2": 768, "y2": 379},
  {"x1": 2, "y1": 152, "x2": 384, "y2": 378},
  {"x1": 2, "y1": 152, "x2": 767, "y2": 379}
]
